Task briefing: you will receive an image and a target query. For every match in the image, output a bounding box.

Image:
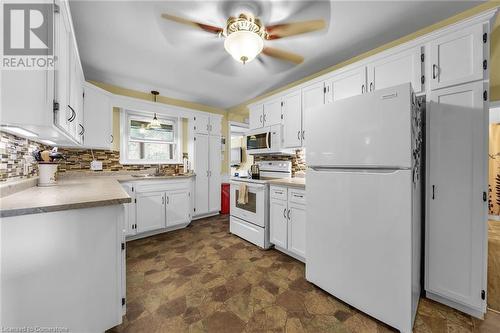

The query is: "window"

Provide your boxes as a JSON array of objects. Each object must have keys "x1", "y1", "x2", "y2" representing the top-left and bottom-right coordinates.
[{"x1": 120, "y1": 110, "x2": 181, "y2": 164}]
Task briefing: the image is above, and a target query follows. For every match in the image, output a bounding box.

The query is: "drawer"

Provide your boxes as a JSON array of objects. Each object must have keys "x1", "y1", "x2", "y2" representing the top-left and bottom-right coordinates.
[
  {"x1": 288, "y1": 188, "x2": 306, "y2": 205},
  {"x1": 270, "y1": 186, "x2": 287, "y2": 200},
  {"x1": 230, "y1": 216, "x2": 266, "y2": 249}
]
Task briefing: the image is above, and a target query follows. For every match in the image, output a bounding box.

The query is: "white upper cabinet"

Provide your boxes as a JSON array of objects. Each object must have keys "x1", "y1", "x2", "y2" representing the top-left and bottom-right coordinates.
[
  {"x1": 263, "y1": 99, "x2": 282, "y2": 127},
  {"x1": 54, "y1": 1, "x2": 71, "y2": 134},
  {"x1": 83, "y1": 83, "x2": 112, "y2": 149},
  {"x1": 249, "y1": 104, "x2": 264, "y2": 129},
  {"x1": 282, "y1": 91, "x2": 302, "y2": 148},
  {"x1": 429, "y1": 24, "x2": 484, "y2": 90},
  {"x1": 302, "y1": 81, "x2": 326, "y2": 147},
  {"x1": 367, "y1": 46, "x2": 423, "y2": 93},
  {"x1": 193, "y1": 114, "x2": 210, "y2": 135},
  {"x1": 326, "y1": 66, "x2": 367, "y2": 102},
  {"x1": 209, "y1": 116, "x2": 222, "y2": 135}
]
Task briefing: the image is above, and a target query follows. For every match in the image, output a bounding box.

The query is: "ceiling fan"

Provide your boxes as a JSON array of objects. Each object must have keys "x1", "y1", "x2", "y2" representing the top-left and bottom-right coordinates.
[{"x1": 161, "y1": 11, "x2": 325, "y2": 65}]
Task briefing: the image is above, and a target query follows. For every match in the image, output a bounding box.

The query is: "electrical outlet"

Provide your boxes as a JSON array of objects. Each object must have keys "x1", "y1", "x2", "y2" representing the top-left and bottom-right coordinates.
[{"x1": 90, "y1": 160, "x2": 102, "y2": 171}]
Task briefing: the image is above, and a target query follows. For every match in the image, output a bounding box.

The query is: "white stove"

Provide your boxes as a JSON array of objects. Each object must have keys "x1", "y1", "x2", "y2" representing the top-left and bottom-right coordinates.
[{"x1": 229, "y1": 161, "x2": 291, "y2": 249}]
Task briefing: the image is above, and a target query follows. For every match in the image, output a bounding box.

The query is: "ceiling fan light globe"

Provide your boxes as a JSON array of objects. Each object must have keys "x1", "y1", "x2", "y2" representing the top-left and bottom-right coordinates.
[{"x1": 224, "y1": 30, "x2": 263, "y2": 64}]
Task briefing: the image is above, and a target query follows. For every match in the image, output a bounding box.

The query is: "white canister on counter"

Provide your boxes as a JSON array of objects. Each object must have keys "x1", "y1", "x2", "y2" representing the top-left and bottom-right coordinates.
[{"x1": 38, "y1": 163, "x2": 58, "y2": 187}]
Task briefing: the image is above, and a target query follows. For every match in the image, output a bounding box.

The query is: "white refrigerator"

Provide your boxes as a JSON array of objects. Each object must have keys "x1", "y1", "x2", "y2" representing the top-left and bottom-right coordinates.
[{"x1": 305, "y1": 83, "x2": 424, "y2": 332}]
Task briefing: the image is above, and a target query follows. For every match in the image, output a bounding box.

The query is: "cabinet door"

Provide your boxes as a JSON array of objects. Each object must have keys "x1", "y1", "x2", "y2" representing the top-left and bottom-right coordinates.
[
  {"x1": 263, "y1": 99, "x2": 282, "y2": 127},
  {"x1": 327, "y1": 66, "x2": 367, "y2": 102},
  {"x1": 282, "y1": 91, "x2": 302, "y2": 148},
  {"x1": 83, "y1": 84, "x2": 112, "y2": 149},
  {"x1": 427, "y1": 81, "x2": 486, "y2": 312},
  {"x1": 136, "y1": 191, "x2": 166, "y2": 233},
  {"x1": 367, "y1": 47, "x2": 422, "y2": 93},
  {"x1": 122, "y1": 184, "x2": 136, "y2": 237},
  {"x1": 193, "y1": 115, "x2": 210, "y2": 135},
  {"x1": 166, "y1": 190, "x2": 190, "y2": 227},
  {"x1": 54, "y1": 2, "x2": 71, "y2": 133},
  {"x1": 194, "y1": 134, "x2": 209, "y2": 215},
  {"x1": 288, "y1": 202, "x2": 307, "y2": 259},
  {"x1": 209, "y1": 135, "x2": 221, "y2": 213},
  {"x1": 209, "y1": 116, "x2": 222, "y2": 135},
  {"x1": 67, "y1": 41, "x2": 80, "y2": 140},
  {"x1": 74, "y1": 59, "x2": 85, "y2": 144},
  {"x1": 249, "y1": 104, "x2": 264, "y2": 129},
  {"x1": 302, "y1": 82, "x2": 326, "y2": 146},
  {"x1": 270, "y1": 198, "x2": 288, "y2": 249},
  {"x1": 429, "y1": 24, "x2": 483, "y2": 90}
]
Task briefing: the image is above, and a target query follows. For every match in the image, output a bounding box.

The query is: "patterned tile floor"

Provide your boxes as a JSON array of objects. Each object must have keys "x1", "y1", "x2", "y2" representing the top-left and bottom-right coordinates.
[{"x1": 109, "y1": 215, "x2": 500, "y2": 333}]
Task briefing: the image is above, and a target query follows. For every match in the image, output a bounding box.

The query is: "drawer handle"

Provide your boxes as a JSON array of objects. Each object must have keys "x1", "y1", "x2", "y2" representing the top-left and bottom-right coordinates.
[
  {"x1": 293, "y1": 194, "x2": 304, "y2": 198},
  {"x1": 274, "y1": 191, "x2": 283, "y2": 194}
]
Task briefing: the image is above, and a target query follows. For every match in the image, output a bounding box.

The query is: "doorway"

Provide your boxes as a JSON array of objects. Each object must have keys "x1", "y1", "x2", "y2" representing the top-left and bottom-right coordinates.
[{"x1": 228, "y1": 122, "x2": 251, "y2": 177}]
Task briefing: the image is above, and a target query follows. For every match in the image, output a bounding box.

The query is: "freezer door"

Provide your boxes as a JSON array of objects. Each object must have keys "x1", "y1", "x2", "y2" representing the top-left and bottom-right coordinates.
[
  {"x1": 305, "y1": 168, "x2": 414, "y2": 332},
  {"x1": 306, "y1": 83, "x2": 413, "y2": 168}
]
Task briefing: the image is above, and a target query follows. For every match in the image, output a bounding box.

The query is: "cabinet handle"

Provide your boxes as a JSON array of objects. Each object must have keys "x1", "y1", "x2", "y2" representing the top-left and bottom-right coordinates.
[
  {"x1": 162, "y1": 196, "x2": 165, "y2": 205},
  {"x1": 167, "y1": 196, "x2": 169, "y2": 204},
  {"x1": 432, "y1": 64, "x2": 437, "y2": 79},
  {"x1": 67, "y1": 105, "x2": 76, "y2": 122},
  {"x1": 260, "y1": 114, "x2": 263, "y2": 124},
  {"x1": 287, "y1": 209, "x2": 291, "y2": 220},
  {"x1": 283, "y1": 208, "x2": 287, "y2": 219},
  {"x1": 370, "y1": 82, "x2": 374, "y2": 92},
  {"x1": 263, "y1": 113, "x2": 266, "y2": 124},
  {"x1": 302, "y1": 130, "x2": 305, "y2": 140},
  {"x1": 432, "y1": 185, "x2": 435, "y2": 200},
  {"x1": 293, "y1": 194, "x2": 304, "y2": 198},
  {"x1": 361, "y1": 84, "x2": 365, "y2": 94},
  {"x1": 110, "y1": 134, "x2": 114, "y2": 143},
  {"x1": 297, "y1": 131, "x2": 301, "y2": 140},
  {"x1": 78, "y1": 124, "x2": 85, "y2": 135},
  {"x1": 275, "y1": 191, "x2": 283, "y2": 194}
]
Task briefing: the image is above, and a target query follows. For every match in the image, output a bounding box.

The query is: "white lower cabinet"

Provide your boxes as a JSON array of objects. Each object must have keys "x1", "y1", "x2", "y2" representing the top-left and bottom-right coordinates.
[
  {"x1": 122, "y1": 179, "x2": 193, "y2": 240},
  {"x1": 136, "y1": 191, "x2": 166, "y2": 234},
  {"x1": 269, "y1": 186, "x2": 306, "y2": 261}
]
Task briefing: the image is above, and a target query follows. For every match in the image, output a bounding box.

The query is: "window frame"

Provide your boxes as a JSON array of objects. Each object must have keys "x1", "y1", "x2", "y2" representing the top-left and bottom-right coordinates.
[{"x1": 120, "y1": 109, "x2": 182, "y2": 165}]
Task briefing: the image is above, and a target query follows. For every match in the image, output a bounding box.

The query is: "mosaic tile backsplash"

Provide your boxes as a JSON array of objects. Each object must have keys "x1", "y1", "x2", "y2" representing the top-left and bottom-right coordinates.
[
  {"x1": 0, "y1": 131, "x2": 183, "y2": 181},
  {"x1": 253, "y1": 149, "x2": 306, "y2": 176},
  {"x1": 0, "y1": 132, "x2": 46, "y2": 181}
]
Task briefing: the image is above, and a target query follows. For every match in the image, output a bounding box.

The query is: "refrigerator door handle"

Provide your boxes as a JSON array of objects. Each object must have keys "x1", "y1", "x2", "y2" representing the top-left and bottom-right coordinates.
[{"x1": 308, "y1": 167, "x2": 404, "y2": 174}]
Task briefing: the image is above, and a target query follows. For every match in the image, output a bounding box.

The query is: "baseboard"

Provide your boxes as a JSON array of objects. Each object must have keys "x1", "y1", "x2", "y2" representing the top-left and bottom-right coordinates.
[
  {"x1": 426, "y1": 291, "x2": 485, "y2": 319},
  {"x1": 192, "y1": 211, "x2": 220, "y2": 220},
  {"x1": 126, "y1": 223, "x2": 190, "y2": 241},
  {"x1": 273, "y1": 245, "x2": 305, "y2": 263}
]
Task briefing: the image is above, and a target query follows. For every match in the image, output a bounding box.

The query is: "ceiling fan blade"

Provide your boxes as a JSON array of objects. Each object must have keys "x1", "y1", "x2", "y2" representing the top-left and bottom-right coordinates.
[
  {"x1": 262, "y1": 47, "x2": 303, "y2": 64},
  {"x1": 266, "y1": 19, "x2": 325, "y2": 40},
  {"x1": 161, "y1": 13, "x2": 223, "y2": 34}
]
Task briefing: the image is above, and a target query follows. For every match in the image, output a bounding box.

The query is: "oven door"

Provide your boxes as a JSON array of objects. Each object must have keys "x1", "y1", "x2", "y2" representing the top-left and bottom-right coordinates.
[
  {"x1": 246, "y1": 128, "x2": 270, "y2": 154},
  {"x1": 230, "y1": 181, "x2": 266, "y2": 227}
]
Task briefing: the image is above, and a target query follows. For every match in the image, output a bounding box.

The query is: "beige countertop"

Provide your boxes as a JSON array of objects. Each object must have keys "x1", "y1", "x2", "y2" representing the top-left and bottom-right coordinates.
[
  {"x1": 267, "y1": 177, "x2": 306, "y2": 189},
  {"x1": 0, "y1": 173, "x2": 195, "y2": 218}
]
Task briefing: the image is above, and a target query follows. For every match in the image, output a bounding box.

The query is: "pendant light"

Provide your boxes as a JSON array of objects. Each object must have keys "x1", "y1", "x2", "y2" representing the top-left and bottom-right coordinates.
[{"x1": 147, "y1": 91, "x2": 161, "y2": 129}]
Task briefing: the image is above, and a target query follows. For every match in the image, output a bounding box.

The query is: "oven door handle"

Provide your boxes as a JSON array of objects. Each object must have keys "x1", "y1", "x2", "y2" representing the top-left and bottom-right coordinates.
[
  {"x1": 230, "y1": 181, "x2": 266, "y2": 190},
  {"x1": 266, "y1": 131, "x2": 270, "y2": 149}
]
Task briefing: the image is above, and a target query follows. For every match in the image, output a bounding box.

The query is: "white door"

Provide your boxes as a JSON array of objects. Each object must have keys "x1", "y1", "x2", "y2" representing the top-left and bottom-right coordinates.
[
  {"x1": 83, "y1": 84, "x2": 112, "y2": 149},
  {"x1": 326, "y1": 66, "x2": 367, "y2": 102},
  {"x1": 367, "y1": 47, "x2": 422, "y2": 93},
  {"x1": 302, "y1": 81, "x2": 326, "y2": 146},
  {"x1": 263, "y1": 99, "x2": 282, "y2": 127},
  {"x1": 166, "y1": 190, "x2": 190, "y2": 227},
  {"x1": 209, "y1": 116, "x2": 221, "y2": 135},
  {"x1": 54, "y1": 3, "x2": 71, "y2": 133},
  {"x1": 427, "y1": 81, "x2": 487, "y2": 312},
  {"x1": 209, "y1": 135, "x2": 221, "y2": 212},
  {"x1": 288, "y1": 202, "x2": 306, "y2": 258},
  {"x1": 306, "y1": 168, "x2": 413, "y2": 332},
  {"x1": 282, "y1": 91, "x2": 302, "y2": 148},
  {"x1": 122, "y1": 183, "x2": 136, "y2": 237},
  {"x1": 193, "y1": 115, "x2": 210, "y2": 135},
  {"x1": 249, "y1": 104, "x2": 264, "y2": 129},
  {"x1": 194, "y1": 134, "x2": 209, "y2": 215},
  {"x1": 270, "y1": 198, "x2": 288, "y2": 249},
  {"x1": 306, "y1": 83, "x2": 412, "y2": 168},
  {"x1": 429, "y1": 24, "x2": 484, "y2": 90},
  {"x1": 136, "y1": 191, "x2": 165, "y2": 233}
]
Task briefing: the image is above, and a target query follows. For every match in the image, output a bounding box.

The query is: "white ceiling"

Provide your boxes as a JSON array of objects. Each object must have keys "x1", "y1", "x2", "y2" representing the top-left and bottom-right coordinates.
[{"x1": 70, "y1": 0, "x2": 484, "y2": 109}]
